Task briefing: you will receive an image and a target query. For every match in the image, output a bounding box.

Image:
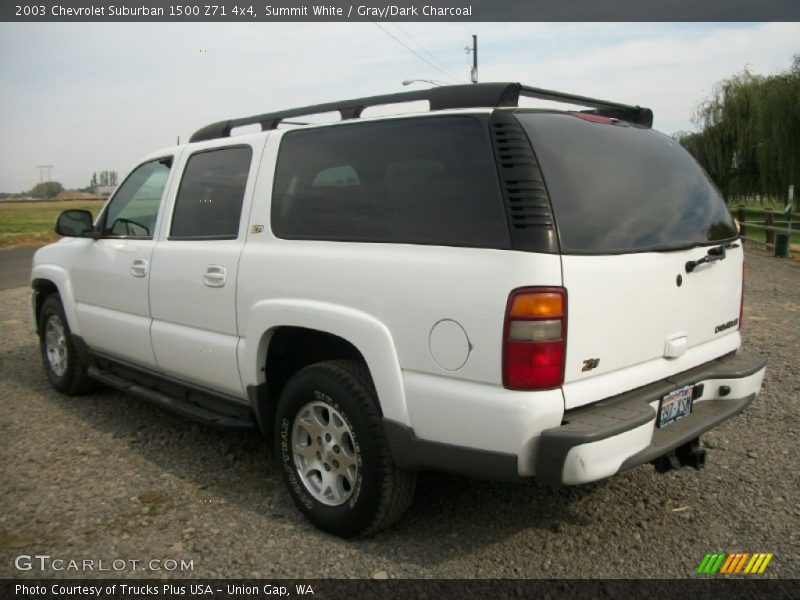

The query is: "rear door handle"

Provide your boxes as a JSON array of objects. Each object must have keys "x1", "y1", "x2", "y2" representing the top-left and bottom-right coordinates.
[
  {"x1": 130, "y1": 258, "x2": 148, "y2": 278},
  {"x1": 204, "y1": 265, "x2": 227, "y2": 288}
]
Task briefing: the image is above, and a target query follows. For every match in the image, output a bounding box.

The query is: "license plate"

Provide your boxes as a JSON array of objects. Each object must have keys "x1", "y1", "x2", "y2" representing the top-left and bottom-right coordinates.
[{"x1": 658, "y1": 385, "x2": 694, "y2": 429}]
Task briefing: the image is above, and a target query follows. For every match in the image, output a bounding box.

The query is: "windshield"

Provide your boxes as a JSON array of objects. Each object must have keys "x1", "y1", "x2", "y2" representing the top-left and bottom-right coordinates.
[{"x1": 516, "y1": 112, "x2": 738, "y2": 254}]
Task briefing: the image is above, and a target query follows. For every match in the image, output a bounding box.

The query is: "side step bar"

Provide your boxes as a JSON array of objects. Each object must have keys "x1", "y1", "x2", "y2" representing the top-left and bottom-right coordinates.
[{"x1": 88, "y1": 366, "x2": 257, "y2": 431}]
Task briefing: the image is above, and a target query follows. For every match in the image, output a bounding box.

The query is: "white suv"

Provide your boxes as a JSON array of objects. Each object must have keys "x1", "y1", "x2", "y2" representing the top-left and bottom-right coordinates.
[{"x1": 31, "y1": 83, "x2": 766, "y2": 537}]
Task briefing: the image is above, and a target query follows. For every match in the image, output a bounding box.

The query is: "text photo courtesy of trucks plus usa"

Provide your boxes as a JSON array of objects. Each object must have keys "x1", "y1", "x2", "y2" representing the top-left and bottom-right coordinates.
[{"x1": 1, "y1": 1, "x2": 799, "y2": 594}]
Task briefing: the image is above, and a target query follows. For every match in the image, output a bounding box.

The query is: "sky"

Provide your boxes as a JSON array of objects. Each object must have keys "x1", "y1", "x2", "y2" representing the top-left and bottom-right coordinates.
[{"x1": 0, "y1": 21, "x2": 798, "y2": 192}]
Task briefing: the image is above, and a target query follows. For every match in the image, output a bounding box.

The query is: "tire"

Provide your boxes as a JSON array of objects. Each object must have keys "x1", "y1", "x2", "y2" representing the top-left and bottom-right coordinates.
[
  {"x1": 38, "y1": 294, "x2": 95, "y2": 395},
  {"x1": 274, "y1": 359, "x2": 416, "y2": 538}
]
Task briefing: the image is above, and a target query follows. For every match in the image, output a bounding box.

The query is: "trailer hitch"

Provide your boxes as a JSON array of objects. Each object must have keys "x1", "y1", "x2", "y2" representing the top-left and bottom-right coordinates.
[{"x1": 653, "y1": 437, "x2": 706, "y2": 473}]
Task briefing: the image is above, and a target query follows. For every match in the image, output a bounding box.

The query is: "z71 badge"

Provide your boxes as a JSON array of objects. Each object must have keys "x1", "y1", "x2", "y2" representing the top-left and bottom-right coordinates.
[{"x1": 582, "y1": 358, "x2": 600, "y2": 372}]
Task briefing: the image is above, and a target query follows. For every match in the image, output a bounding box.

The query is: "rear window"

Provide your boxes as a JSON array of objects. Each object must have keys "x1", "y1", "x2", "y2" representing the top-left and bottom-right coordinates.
[
  {"x1": 271, "y1": 116, "x2": 510, "y2": 249},
  {"x1": 516, "y1": 113, "x2": 738, "y2": 254}
]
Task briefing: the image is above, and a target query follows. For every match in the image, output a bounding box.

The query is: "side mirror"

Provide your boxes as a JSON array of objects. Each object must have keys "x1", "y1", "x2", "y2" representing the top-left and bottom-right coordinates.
[{"x1": 55, "y1": 209, "x2": 95, "y2": 237}]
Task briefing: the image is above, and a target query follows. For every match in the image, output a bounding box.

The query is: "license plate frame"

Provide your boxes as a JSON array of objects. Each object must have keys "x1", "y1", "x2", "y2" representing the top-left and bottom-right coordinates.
[{"x1": 657, "y1": 384, "x2": 695, "y2": 429}]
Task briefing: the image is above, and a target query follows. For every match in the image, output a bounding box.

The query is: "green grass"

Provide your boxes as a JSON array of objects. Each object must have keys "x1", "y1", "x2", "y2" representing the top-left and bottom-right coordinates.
[
  {"x1": 0, "y1": 199, "x2": 106, "y2": 249},
  {"x1": 740, "y1": 226, "x2": 800, "y2": 245}
]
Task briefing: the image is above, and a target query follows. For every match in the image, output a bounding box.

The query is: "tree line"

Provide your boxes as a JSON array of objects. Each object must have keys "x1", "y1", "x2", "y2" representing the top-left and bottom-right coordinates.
[
  {"x1": 0, "y1": 170, "x2": 119, "y2": 199},
  {"x1": 675, "y1": 55, "x2": 800, "y2": 204}
]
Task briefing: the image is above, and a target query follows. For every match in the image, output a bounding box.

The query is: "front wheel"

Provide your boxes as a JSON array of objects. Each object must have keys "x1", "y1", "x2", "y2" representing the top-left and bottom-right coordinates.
[
  {"x1": 274, "y1": 360, "x2": 416, "y2": 537},
  {"x1": 38, "y1": 294, "x2": 95, "y2": 395}
]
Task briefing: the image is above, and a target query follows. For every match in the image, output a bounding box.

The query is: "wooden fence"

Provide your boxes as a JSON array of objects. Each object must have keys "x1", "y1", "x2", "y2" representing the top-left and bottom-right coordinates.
[{"x1": 736, "y1": 206, "x2": 799, "y2": 258}]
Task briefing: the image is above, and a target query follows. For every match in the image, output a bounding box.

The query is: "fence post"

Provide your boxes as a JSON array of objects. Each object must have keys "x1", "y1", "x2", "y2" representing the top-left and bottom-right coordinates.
[
  {"x1": 765, "y1": 210, "x2": 775, "y2": 246},
  {"x1": 737, "y1": 206, "x2": 747, "y2": 240}
]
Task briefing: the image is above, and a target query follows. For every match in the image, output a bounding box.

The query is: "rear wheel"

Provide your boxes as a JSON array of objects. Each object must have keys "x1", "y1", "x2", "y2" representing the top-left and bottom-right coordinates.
[
  {"x1": 275, "y1": 360, "x2": 416, "y2": 537},
  {"x1": 38, "y1": 295, "x2": 95, "y2": 395}
]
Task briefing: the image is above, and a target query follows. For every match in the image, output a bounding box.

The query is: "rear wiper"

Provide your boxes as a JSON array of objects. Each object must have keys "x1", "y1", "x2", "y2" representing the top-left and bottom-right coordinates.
[{"x1": 685, "y1": 242, "x2": 739, "y2": 273}]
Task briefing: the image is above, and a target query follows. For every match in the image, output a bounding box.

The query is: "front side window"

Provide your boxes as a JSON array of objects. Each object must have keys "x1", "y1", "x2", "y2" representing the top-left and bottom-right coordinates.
[
  {"x1": 103, "y1": 158, "x2": 171, "y2": 238},
  {"x1": 170, "y1": 146, "x2": 253, "y2": 239},
  {"x1": 271, "y1": 116, "x2": 510, "y2": 248}
]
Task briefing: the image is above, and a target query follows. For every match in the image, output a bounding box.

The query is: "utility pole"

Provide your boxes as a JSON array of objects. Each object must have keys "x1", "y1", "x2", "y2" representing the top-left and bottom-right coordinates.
[
  {"x1": 471, "y1": 35, "x2": 478, "y2": 83},
  {"x1": 36, "y1": 165, "x2": 54, "y2": 182}
]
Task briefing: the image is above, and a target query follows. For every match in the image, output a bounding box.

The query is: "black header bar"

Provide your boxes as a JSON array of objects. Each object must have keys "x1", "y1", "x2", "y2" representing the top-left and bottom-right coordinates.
[
  {"x1": 4, "y1": 578, "x2": 800, "y2": 600},
  {"x1": 3, "y1": 1, "x2": 799, "y2": 22}
]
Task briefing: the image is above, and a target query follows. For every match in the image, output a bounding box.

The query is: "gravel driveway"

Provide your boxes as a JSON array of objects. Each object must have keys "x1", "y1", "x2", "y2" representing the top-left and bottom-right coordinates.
[{"x1": 1, "y1": 250, "x2": 798, "y2": 579}]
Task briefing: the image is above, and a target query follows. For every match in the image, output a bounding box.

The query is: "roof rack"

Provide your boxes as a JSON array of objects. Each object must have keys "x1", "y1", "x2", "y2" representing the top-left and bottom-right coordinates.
[{"x1": 189, "y1": 82, "x2": 653, "y2": 143}]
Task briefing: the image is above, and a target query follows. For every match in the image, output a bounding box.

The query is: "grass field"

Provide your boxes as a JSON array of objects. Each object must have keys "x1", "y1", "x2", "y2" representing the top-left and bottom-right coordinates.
[
  {"x1": 730, "y1": 204, "x2": 800, "y2": 247},
  {"x1": 0, "y1": 200, "x2": 106, "y2": 249}
]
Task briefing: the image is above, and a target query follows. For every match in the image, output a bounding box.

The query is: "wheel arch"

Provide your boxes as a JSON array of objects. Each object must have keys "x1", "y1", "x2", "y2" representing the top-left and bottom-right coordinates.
[
  {"x1": 30, "y1": 264, "x2": 80, "y2": 336},
  {"x1": 242, "y1": 299, "x2": 409, "y2": 435}
]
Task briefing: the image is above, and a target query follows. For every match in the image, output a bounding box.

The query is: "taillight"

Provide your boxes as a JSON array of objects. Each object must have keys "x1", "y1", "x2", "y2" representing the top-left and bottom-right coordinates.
[
  {"x1": 503, "y1": 287, "x2": 567, "y2": 390},
  {"x1": 739, "y1": 260, "x2": 746, "y2": 330}
]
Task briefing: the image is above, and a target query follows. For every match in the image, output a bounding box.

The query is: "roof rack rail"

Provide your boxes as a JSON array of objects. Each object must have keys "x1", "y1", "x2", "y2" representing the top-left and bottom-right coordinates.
[{"x1": 189, "y1": 82, "x2": 653, "y2": 143}]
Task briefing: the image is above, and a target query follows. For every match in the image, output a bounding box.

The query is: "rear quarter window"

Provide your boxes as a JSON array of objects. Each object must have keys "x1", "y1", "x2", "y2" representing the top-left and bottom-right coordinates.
[
  {"x1": 271, "y1": 116, "x2": 510, "y2": 249},
  {"x1": 516, "y1": 112, "x2": 738, "y2": 254}
]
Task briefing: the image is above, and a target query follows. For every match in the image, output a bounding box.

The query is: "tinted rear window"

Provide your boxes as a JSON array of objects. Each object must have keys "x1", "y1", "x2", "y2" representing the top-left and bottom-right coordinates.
[
  {"x1": 516, "y1": 113, "x2": 738, "y2": 254},
  {"x1": 271, "y1": 116, "x2": 510, "y2": 248}
]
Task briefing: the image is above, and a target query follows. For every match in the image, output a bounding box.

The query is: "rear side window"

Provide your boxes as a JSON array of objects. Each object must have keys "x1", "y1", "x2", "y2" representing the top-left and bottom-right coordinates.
[
  {"x1": 271, "y1": 116, "x2": 510, "y2": 248},
  {"x1": 170, "y1": 146, "x2": 252, "y2": 239},
  {"x1": 516, "y1": 113, "x2": 738, "y2": 254}
]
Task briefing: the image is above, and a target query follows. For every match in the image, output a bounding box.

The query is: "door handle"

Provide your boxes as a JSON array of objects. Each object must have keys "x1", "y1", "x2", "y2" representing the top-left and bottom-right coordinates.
[
  {"x1": 130, "y1": 258, "x2": 148, "y2": 278},
  {"x1": 204, "y1": 265, "x2": 227, "y2": 288}
]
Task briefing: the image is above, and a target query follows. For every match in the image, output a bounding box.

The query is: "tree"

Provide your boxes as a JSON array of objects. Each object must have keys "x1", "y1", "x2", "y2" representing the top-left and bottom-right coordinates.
[
  {"x1": 93, "y1": 170, "x2": 119, "y2": 187},
  {"x1": 677, "y1": 55, "x2": 800, "y2": 203},
  {"x1": 87, "y1": 170, "x2": 118, "y2": 191},
  {"x1": 30, "y1": 181, "x2": 64, "y2": 198}
]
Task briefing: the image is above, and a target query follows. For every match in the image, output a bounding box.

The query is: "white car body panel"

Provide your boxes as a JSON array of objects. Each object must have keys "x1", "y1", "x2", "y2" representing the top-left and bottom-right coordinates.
[
  {"x1": 561, "y1": 247, "x2": 744, "y2": 409},
  {"x1": 241, "y1": 298, "x2": 409, "y2": 424},
  {"x1": 70, "y1": 238, "x2": 159, "y2": 367},
  {"x1": 30, "y1": 250, "x2": 80, "y2": 333},
  {"x1": 402, "y1": 370, "x2": 564, "y2": 476}
]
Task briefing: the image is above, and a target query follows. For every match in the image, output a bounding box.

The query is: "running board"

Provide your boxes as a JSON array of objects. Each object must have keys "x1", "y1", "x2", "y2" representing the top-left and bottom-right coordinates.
[{"x1": 87, "y1": 366, "x2": 257, "y2": 431}]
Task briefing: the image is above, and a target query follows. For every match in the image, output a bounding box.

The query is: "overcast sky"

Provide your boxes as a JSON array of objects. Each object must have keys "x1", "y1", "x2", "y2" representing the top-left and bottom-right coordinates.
[{"x1": 0, "y1": 21, "x2": 797, "y2": 192}]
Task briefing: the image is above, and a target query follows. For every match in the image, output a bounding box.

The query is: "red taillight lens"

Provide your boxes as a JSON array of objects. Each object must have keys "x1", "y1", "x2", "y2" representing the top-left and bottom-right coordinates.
[
  {"x1": 503, "y1": 287, "x2": 567, "y2": 390},
  {"x1": 506, "y1": 341, "x2": 564, "y2": 388}
]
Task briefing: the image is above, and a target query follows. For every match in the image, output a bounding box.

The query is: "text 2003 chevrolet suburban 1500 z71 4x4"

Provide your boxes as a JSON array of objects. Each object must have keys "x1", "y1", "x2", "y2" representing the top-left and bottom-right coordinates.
[{"x1": 31, "y1": 83, "x2": 766, "y2": 537}]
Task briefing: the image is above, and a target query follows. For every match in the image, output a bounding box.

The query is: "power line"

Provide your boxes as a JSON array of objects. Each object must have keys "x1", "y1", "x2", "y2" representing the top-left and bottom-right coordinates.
[
  {"x1": 387, "y1": 22, "x2": 463, "y2": 82},
  {"x1": 347, "y1": 0, "x2": 458, "y2": 83},
  {"x1": 371, "y1": 20, "x2": 459, "y2": 83}
]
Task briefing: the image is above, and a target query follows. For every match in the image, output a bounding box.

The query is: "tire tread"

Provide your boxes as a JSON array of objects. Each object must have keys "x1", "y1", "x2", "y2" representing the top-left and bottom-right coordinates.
[
  {"x1": 296, "y1": 359, "x2": 416, "y2": 536},
  {"x1": 39, "y1": 294, "x2": 96, "y2": 396}
]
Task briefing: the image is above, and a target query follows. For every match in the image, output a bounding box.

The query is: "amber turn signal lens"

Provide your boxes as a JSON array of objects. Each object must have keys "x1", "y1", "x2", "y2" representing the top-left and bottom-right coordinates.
[{"x1": 510, "y1": 292, "x2": 564, "y2": 318}]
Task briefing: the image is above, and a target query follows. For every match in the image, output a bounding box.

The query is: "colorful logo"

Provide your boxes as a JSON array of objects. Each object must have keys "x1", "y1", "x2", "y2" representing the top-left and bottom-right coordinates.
[{"x1": 696, "y1": 552, "x2": 774, "y2": 574}]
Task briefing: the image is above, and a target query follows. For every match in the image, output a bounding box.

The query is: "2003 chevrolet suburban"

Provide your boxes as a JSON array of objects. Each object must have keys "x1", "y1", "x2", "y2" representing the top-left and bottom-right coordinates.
[{"x1": 31, "y1": 83, "x2": 767, "y2": 537}]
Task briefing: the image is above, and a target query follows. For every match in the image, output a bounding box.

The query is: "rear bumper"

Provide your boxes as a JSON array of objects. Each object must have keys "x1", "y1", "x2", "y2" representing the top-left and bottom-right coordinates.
[{"x1": 536, "y1": 351, "x2": 766, "y2": 485}]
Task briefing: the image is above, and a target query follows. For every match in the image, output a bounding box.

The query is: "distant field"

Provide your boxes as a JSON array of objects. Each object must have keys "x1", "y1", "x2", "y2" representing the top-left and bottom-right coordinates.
[{"x1": 0, "y1": 200, "x2": 105, "y2": 249}]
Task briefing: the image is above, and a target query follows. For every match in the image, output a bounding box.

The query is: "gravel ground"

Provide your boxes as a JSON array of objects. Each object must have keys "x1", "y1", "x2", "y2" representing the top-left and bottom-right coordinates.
[{"x1": 1, "y1": 249, "x2": 798, "y2": 579}]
